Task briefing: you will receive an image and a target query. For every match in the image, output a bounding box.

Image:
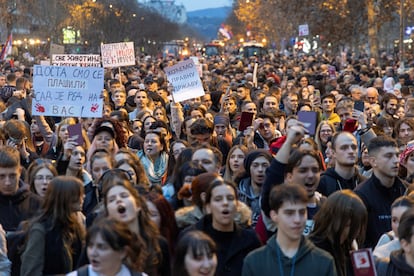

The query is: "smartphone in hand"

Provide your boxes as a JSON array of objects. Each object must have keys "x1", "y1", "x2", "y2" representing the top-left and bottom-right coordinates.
[
  {"x1": 239, "y1": 112, "x2": 254, "y2": 131},
  {"x1": 67, "y1": 123, "x2": 84, "y2": 146},
  {"x1": 354, "y1": 101, "x2": 364, "y2": 112},
  {"x1": 297, "y1": 111, "x2": 318, "y2": 136}
]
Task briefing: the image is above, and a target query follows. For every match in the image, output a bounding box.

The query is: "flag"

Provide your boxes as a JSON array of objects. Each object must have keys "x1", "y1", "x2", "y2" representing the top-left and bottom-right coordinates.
[{"x1": 0, "y1": 34, "x2": 12, "y2": 61}]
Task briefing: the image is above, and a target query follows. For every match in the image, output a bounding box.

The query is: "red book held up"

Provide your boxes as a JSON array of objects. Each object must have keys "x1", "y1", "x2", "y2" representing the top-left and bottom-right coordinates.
[{"x1": 350, "y1": 248, "x2": 377, "y2": 276}]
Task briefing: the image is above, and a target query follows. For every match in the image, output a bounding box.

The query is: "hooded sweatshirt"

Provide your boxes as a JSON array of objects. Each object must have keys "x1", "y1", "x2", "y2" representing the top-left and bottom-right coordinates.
[
  {"x1": 242, "y1": 234, "x2": 337, "y2": 276},
  {"x1": 318, "y1": 167, "x2": 366, "y2": 197},
  {"x1": 376, "y1": 249, "x2": 414, "y2": 276}
]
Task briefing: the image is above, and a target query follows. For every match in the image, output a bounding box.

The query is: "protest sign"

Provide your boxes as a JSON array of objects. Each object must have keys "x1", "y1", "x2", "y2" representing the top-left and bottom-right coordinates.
[
  {"x1": 164, "y1": 59, "x2": 205, "y2": 103},
  {"x1": 32, "y1": 65, "x2": 104, "y2": 118},
  {"x1": 50, "y1": 43, "x2": 65, "y2": 56},
  {"x1": 101, "y1": 42, "x2": 135, "y2": 67},
  {"x1": 189, "y1": 56, "x2": 203, "y2": 77},
  {"x1": 52, "y1": 54, "x2": 101, "y2": 67},
  {"x1": 299, "y1": 24, "x2": 309, "y2": 36}
]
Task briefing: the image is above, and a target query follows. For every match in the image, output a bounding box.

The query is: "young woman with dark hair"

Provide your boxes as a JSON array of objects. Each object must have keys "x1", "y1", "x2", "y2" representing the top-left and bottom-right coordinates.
[
  {"x1": 309, "y1": 190, "x2": 368, "y2": 276},
  {"x1": 145, "y1": 191, "x2": 179, "y2": 255},
  {"x1": 102, "y1": 177, "x2": 170, "y2": 275},
  {"x1": 68, "y1": 218, "x2": 146, "y2": 276},
  {"x1": 184, "y1": 180, "x2": 261, "y2": 276},
  {"x1": 21, "y1": 176, "x2": 85, "y2": 275},
  {"x1": 138, "y1": 131, "x2": 169, "y2": 186},
  {"x1": 115, "y1": 157, "x2": 150, "y2": 188},
  {"x1": 173, "y1": 231, "x2": 217, "y2": 276}
]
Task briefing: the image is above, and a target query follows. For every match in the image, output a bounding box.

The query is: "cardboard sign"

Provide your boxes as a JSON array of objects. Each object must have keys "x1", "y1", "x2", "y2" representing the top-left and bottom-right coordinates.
[
  {"x1": 164, "y1": 59, "x2": 205, "y2": 102},
  {"x1": 52, "y1": 54, "x2": 101, "y2": 67},
  {"x1": 350, "y1": 248, "x2": 377, "y2": 276},
  {"x1": 101, "y1": 42, "x2": 135, "y2": 68},
  {"x1": 32, "y1": 65, "x2": 104, "y2": 118}
]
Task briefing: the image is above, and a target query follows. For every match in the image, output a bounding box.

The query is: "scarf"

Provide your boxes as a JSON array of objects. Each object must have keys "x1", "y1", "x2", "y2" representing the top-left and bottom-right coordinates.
[{"x1": 138, "y1": 150, "x2": 168, "y2": 186}]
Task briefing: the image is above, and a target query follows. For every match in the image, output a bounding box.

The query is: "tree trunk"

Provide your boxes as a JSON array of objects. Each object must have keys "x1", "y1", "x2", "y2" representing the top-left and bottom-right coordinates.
[{"x1": 367, "y1": 0, "x2": 379, "y2": 61}]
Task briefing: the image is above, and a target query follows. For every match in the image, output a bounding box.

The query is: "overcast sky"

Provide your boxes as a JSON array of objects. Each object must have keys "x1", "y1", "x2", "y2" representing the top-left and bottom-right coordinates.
[{"x1": 178, "y1": 0, "x2": 232, "y2": 11}]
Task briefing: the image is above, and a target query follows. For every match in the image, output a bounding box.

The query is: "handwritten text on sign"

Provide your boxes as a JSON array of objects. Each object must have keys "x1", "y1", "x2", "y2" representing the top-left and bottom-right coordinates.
[
  {"x1": 52, "y1": 54, "x2": 101, "y2": 67},
  {"x1": 164, "y1": 59, "x2": 205, "y2": 102},
  {"x1": 32, "y1": 65, "x2": 104, "y2": 118},
  {"x1": 101, "y1": 42, "x2": 135, "y2": 67}
]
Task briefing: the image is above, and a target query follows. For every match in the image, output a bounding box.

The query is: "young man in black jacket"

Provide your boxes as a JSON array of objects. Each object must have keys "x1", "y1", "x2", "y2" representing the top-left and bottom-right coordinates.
[
  {"x1": 354, "y1": 136, "x2": 406, "y2": 248},
  {"x1": 318, "y1": 131, "x2": 366, "y2": 196},
  {"x1": 0, "y1": 147, "x2": 41, "y2": 232}
]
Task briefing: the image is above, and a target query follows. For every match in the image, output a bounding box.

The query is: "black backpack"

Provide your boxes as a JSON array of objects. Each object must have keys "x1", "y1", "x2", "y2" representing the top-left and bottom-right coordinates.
[{"x1": 6, "y1": 229, "x2": 28, "y2": 276}]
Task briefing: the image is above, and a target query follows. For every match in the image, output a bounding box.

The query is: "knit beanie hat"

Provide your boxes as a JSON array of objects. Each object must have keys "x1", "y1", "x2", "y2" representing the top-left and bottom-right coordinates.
[
  {"x1": 243, "y1": 149, "x2": 273, "y2": 177},
  {"x1": 214, "y1": 113, "x2": 230, "y2": 126}
]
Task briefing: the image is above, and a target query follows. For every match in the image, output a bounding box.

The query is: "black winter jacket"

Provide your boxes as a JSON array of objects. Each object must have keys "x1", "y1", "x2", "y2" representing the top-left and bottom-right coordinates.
[
  {"x1": 0, "y1": 181, "x2": 42, "y2": 232},
  {"x1": 184, "y1": 214, "x2": 261, "y2": 276},
  {"x1": 376, "y1": 249, "x2": 414, "y2": 276},
  {"x1": 354, "y1": 174, "x2": 406, "y2": 248},
  {"x1": 318, "y1": 167, "x2": 366, "y2": 196}
]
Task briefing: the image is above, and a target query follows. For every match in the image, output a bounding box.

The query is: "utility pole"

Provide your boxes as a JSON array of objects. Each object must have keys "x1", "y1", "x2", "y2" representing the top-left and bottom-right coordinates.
[{"x1": 399, "y1": 0, "x2": 405, "y2": 71}]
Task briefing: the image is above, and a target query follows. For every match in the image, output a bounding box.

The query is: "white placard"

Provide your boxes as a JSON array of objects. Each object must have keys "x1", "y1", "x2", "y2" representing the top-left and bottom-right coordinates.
[
  {"x1": 101, "y1": 42, "x2": 135, "y2": 67},
  {"x1": 299, "y1": 24, "x2": 309, "y2": 36},
  {"x1": 52, "y1": 54, "x2": 101, "y2": 67},
  {"x1": 189, "y1": 56, "x2": 203, "y2": 77},
  {"x1": 164, "y1": 59, "x2": 205, "y2": 103},
  {"x1": 32, "y1": 65, "x2": 104, "y2": 118}
]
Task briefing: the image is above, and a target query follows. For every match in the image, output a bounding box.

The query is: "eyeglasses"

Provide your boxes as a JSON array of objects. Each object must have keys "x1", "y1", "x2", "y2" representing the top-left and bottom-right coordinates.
[
  {"x1": 34, "y1": 175, "x2": 54, "y2": 181},
  {"x1": 320, "y1": 129, "x2": 333, "y2": 133}
]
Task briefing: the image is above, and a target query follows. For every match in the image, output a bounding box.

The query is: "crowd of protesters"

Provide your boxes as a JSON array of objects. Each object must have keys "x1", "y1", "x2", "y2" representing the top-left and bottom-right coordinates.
[{"x1": 1, "y1": 48, "x2": 414, "y2": 275}]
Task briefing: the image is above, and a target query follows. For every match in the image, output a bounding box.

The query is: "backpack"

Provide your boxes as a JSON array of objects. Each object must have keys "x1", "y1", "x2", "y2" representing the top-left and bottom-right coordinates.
[
  {"x1": 6, "y1": 222, "x2": 45, "y2": 276},
  {"x1": 77, "y1": 265, "x2": 143, "y2": 276},
  {"x1": 6, "y1": 229, "x2": 28, "y2": 276}
]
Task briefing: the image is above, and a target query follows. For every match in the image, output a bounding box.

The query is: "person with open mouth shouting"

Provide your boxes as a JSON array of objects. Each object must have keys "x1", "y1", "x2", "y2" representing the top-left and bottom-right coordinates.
[
  {"x1": 103, "y1": 178, "x2": 170, "y2": 276},
  {"x1": 182, "y1": 180, "x2": 261, "y2": 276}
]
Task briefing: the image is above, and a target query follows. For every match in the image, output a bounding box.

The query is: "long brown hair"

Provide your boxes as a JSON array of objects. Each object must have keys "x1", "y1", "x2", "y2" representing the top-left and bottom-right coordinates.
[
  {"x1": 115, "y1": 157, "x2": 149, "y2": 188},
  {"x1": 223, "y1": 145, "x2": 248, "y2": 182},
  {"x1": 145, "y1": 191, "x2": 178, "y2": 254},
  {"x1": 310, "y1": 190, "x2": 367, "y2": 276},
  {"x1": 87, "y1": 218, "x2": 146, "y2": 272},
  {"x1": 33, "y1": 176, "x2": 85, "y2": 254},
  {"x1": 102, "y1": 178, "x2": 162, "y2": 268}
]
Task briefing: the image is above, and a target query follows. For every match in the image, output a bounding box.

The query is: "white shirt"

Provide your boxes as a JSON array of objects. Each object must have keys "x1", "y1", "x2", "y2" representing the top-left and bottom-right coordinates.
[{"x1": 66, "y1": 264, "x2": 134, "y2": 276}]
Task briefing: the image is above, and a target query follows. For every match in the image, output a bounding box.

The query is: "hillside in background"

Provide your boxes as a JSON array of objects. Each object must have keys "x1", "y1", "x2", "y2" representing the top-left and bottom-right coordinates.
[{"x1": 187, "y1": 7, "x2": 232, "y2": 41}]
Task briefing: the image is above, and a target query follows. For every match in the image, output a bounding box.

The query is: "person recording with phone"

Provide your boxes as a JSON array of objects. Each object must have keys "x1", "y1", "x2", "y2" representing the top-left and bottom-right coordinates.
[{"x1": 336, "y1": 97, "x2": 376, "y2": 158}]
